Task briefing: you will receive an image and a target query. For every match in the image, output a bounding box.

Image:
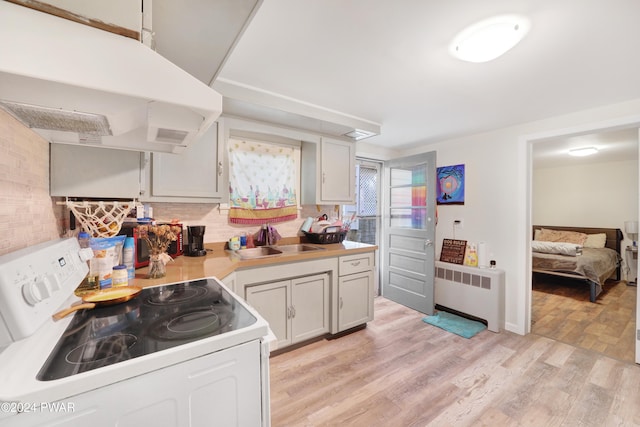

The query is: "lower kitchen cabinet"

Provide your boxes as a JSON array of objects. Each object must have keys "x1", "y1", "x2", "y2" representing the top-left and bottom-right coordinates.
[
  {"x1": 220, "y1": 272, "x2": 236, "y2": 294},
  {"x1": 337, "y1": 253, "x2": 375, "y2": 332},
  {"x1": 246, "y1": 273, "x2": 330, "y2": 349}
]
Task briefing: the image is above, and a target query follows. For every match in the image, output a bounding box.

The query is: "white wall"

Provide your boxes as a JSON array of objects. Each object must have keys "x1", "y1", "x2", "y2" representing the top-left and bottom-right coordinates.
[
  {"x1": 400, "y1": 98, "x2": 640, "y2": 334},
  {"x1": 533, "y1": 160, "x2": 638, "y2": 239}
]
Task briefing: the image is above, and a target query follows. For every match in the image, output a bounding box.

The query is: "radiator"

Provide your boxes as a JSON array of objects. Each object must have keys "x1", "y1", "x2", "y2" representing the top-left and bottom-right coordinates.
[{"x1": 434, "y1": 261, "x2": 505, "y2": 332}]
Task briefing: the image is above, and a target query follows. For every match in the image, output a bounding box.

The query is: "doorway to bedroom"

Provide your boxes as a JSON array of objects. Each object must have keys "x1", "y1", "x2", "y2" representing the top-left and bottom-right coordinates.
[{"x1": 530, "y1": 127, "x2": 639, "y2": 364}]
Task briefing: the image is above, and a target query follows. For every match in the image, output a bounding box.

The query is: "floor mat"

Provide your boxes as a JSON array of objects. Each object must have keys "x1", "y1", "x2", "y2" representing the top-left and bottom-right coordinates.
[{"x1": 422, "y1": 310, "x2": 487, "y2": 339}]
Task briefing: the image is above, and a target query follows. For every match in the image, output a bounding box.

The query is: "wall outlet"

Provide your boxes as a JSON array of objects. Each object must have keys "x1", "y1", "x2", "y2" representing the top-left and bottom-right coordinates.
[{"x1": 453, "y1": 219, "x2": 464, "y2": 229}]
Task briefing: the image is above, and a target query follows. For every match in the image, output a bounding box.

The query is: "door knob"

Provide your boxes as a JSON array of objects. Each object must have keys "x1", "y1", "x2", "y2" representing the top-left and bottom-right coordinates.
[{"x1": 425, "y1": 240, "x2": 433, "y2": 247}]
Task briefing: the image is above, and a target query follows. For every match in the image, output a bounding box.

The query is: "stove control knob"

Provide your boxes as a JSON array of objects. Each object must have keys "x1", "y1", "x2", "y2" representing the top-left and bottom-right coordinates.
[{"x1": 22, "y1": 277, "x2": 52, "y2": 306}]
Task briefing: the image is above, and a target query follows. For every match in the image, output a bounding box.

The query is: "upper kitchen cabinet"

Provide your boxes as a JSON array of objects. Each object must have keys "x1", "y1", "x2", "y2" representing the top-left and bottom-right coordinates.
[
  {"x1": 301, "y1": 138, "x2": 356, "y2": 204},
  {"x1": 143, "y1": 122, "x2": 228, "y2": 202},
  {"x1": 50, "y1": 122, "x2": 227, "y2": 203},
  {"x1": 151, "y1": 0, "x2": 263, "y2": 86},
  {"x1": 50, "y1": 144, "x2": 142, "y2": 199}
]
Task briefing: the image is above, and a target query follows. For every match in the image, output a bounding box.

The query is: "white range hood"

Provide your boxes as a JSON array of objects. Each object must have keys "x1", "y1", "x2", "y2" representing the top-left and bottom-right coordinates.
[{"x1": 0, "y1": 2, "x2": 222, "y2": 153}]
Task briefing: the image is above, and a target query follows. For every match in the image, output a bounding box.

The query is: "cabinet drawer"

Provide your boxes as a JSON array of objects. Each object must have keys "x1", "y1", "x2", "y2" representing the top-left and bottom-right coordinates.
[{"x1": 339, "y1": 253, "x2": 374, "y2": 276}]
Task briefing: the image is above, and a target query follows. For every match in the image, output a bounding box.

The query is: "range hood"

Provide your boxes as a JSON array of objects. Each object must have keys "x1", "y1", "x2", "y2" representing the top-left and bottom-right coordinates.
[{"x1": 0, "y1": 2, "x2": 222, "y2": 154}]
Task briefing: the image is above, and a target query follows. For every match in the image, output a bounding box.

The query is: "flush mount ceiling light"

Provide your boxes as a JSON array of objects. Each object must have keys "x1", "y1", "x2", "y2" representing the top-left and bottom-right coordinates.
[
  {"x1": 568, "y1": 147, "x2": 599, "y2": 157},
  {"x1": 343, "y1": 129, "x2": 378, "y2": 141},
  {"x1": 450, "y1": 14, "x2": 530, "y2": 63}
]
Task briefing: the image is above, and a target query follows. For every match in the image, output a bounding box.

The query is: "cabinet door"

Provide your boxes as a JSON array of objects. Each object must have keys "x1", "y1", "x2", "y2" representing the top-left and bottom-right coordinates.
[
  {"x1": 291, "y1": 273, "x2": 330, "y2": 343},
  {"x1": 149, "y1": 122, "x2": 226, "y2": 201},
  {"x1": 220, "y1": 272, "x2": 237, "y2": 295},
  {"x1": 246, "y1": 280, "x2": 291, "y2": 348},
  {"x1": 338, "y1": 270, "x2": 374, "y2": 331},
  {"x1": 50, "y1": 144, "x2": 142, "y2": 198},
  {"x1": 320, "y1": 138, "x2": 355, "y2": 203}
]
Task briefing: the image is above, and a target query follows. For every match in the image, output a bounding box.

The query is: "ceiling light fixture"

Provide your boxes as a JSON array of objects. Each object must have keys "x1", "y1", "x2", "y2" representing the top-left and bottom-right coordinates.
[
  {"x1": 343, "y1": 129, "x2": 378, "y2": 141},
  {"x1": 568, "y1": 147, "x2": 598, "y2": 157},
  {"x1": 449, "y1": 14, "x2": 530, "y2": 63}
]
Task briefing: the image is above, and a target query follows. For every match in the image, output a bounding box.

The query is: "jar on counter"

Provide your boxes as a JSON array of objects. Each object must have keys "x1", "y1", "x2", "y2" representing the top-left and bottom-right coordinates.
[{"x1": 112, "y1": 264, "x2": 129, "y2": 287}]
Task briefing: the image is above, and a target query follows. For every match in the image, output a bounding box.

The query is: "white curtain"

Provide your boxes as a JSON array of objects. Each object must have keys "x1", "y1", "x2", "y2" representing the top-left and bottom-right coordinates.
[{"x1": 228, "y1": 138, "x2": 298, "y2": 224}]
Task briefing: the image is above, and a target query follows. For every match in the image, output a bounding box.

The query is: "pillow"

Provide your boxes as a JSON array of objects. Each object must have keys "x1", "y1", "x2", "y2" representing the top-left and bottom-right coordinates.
[
  {"x1": 536, "y1": 228, "x2": 588, "y2": 245},
  {"x1": 532, "y1": 241, "x2": 583, "y2": 257},
  {"x1": 533, "y1": 228, "x2": 542, "y2": 240},
  {"x1": 584, "y1": 233, "x2": 607, "y2": 248}
]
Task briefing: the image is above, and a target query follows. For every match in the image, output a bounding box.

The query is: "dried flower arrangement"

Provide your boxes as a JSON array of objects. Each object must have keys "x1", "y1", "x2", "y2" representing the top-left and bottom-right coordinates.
[{"x1": 137, "y1": 224, "x2": 182, "y2": 255}]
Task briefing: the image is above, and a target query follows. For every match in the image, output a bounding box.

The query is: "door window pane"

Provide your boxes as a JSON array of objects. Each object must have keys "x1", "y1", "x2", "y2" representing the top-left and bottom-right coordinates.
[
  {"x1": 357, "y1": 166, "x2": 377, "y2": 217},
  {"x1": 390, "y1": 208, "x2": 426, "y2": 229},
  {"x1": 389, "y1": 166, "x2": 427, "y2": 229}
]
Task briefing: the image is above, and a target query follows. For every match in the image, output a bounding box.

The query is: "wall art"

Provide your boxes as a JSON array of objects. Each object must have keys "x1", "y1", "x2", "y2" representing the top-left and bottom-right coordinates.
[{"x1": 436, "y1": 164, "x2": 465, "y2": 205}]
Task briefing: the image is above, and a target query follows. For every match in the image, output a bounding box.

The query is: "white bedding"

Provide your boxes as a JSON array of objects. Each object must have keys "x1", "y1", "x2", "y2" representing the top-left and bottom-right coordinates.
[{"x1": 531, "y1": 240, "x2": 583, "y2": 257}]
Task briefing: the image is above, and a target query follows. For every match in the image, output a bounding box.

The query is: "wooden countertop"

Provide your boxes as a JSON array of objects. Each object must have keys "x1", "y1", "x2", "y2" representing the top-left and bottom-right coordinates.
[{"x1": 129, "y1": 240, "x2": 377, "y2": 289}]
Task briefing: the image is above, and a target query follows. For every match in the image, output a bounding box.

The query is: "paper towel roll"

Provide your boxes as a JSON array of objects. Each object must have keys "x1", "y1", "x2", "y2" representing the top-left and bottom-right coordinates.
[{"x1": 478, "y1": 241, "x2": 488, "y2": 268}]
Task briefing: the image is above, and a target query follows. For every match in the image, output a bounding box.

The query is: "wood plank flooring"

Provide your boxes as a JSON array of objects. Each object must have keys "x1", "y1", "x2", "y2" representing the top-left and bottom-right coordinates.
[
  {"x1": 532, "y1": 276, "x2": 636, "y2": 363},
  {"x1": 269, "y1": 297, "x2": 640, "y2": 427}
]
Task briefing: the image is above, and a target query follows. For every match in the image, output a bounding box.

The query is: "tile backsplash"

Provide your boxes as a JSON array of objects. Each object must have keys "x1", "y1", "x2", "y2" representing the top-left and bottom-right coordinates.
[
  {"x1": 0, "y1": 109, "x2": 63, "y2": 256},
  {"x1": 0, "y1": 109, "x2": 343, "y2": 256},
  {"x1": 146, "y1": 203, "x2": 340, "y2": 244}
]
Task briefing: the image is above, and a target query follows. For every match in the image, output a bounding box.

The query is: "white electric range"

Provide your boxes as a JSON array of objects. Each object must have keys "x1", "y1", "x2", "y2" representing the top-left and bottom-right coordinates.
[{"x1": 0, "y1": 238, "x2": 271, "y2": 426}]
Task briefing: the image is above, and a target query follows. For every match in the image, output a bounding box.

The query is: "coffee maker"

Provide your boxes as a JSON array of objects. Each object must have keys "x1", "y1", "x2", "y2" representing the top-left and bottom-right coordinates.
[{"x1": 185, "y1": 225, "x2": 207, "y2": 257}]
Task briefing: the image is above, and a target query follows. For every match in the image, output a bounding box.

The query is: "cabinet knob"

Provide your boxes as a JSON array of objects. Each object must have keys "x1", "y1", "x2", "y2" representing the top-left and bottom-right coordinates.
[
  {"x1": 217, "y1": 161, "x2": 223, "y2": 176},
  {"x1": 339, "y1": 297, "x2": 344, "y2": 309},
  {"x1": 351, "y1": 261, "x2": 361, "y2": 266}
]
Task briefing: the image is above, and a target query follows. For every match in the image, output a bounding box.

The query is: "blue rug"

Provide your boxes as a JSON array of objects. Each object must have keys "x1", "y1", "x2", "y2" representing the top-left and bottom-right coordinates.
[{"x1": 422, "y1": 311, "x2": 486, "y2": 339}]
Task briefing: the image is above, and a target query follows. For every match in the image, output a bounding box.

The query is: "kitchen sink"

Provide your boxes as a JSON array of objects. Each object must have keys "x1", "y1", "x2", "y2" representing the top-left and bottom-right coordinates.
[
  {"x1": 276, "y1": 244, "x2": 326, "y2": 253},
  {"x1": 234, "y1": 247, "x2": 283, "y2": 260}
]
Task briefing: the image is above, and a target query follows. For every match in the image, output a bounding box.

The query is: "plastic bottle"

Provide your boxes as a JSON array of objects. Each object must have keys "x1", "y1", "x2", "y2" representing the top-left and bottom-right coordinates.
[
  {"x1": 112, "y1": 265, "x2": 128, "y2": 287},
  {"x1": 78, "y1": 231, "x2": 91, "y2": 250},
  {"x1": 77, "y1": 231, "x2": 98, "y2": 290},
  {"x1": 123, "y1": 237, "x2": 135, "y2": 280}
]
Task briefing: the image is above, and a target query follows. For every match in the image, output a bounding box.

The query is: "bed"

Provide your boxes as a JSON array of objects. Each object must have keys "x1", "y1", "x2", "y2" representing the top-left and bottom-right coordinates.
[{"x1": 531, "y1": 225, "x2": 623, "y2": 302}]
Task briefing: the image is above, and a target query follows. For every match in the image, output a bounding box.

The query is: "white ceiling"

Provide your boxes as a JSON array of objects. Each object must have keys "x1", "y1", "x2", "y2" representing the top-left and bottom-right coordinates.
[
  {"x1": 532, "y1": 127, "x2": 639, "y2": 169},
  {"x1": 216, "y1": 0, "x2": 640, "y2": 152}
]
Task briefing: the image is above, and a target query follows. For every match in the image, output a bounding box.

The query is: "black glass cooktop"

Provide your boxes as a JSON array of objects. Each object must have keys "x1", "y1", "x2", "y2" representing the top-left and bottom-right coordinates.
[{"x1": 38, "y1": 279, "x2": 257, "y2": 381}]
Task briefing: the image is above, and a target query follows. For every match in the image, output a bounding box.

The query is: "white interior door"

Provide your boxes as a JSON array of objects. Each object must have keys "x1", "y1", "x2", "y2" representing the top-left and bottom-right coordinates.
[{"x1": 382, "y1": 151, "x2": 437, "y2": 315}]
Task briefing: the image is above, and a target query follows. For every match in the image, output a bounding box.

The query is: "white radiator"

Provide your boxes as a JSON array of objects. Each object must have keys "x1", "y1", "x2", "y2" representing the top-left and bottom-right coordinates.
[{"x1": 434, "y1": 261, "x2": 505, "y2": 332}]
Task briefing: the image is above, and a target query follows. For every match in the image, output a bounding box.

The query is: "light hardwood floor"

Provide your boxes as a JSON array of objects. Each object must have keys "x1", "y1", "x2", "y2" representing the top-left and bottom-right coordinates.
[{"x1": 269, "y1": 297, "x2": 640, "y2": 427}]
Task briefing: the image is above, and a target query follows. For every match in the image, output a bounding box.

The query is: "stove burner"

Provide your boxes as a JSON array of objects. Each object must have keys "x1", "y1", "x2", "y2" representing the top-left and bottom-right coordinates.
[
  {"x1": 65, "y1": 333, "x2": 137, "y2": 365},
  {"x1": 150, "y1": 308, "x2": 231, "y2": 341},
  {"x1": 168, "y1": 311, "x2": 220, "y2": 333},
  {"x1": 146, "y1": 285, "x2": 207, "y2": 305}
]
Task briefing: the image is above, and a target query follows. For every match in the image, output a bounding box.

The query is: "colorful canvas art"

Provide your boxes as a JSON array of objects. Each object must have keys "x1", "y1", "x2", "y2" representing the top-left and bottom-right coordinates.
[{"x1": 436, "y1": 164, "x2": 465, "y2": 205}]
